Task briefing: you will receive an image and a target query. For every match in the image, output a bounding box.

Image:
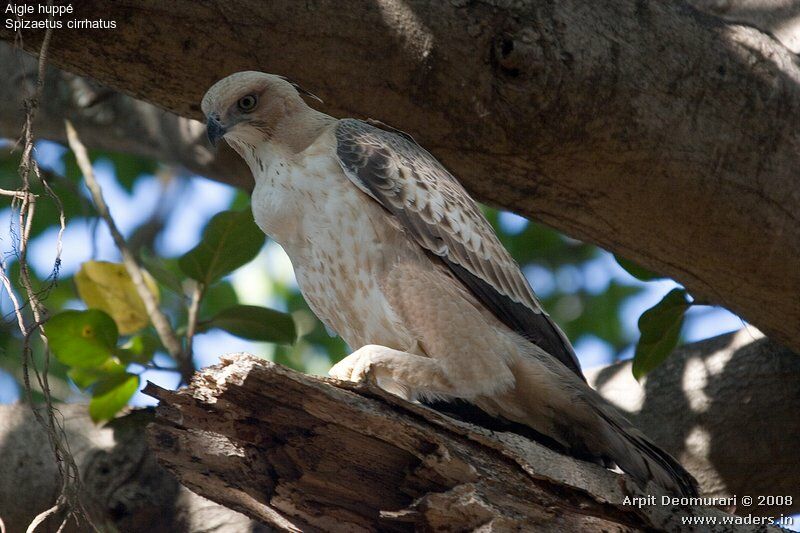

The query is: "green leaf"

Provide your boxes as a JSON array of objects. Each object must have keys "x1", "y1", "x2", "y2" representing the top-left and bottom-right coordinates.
[
  {"x1": 46, "y1": 310, "x2": 119, "y2": 368},
  {"x1": 89, "y1": 372, "x2": 139, "y2": 422},
  {"x1": 200, "y1": 281, "x2": 239, "y2": 317},
  {"x1": 614, "y1": 255, "x2": 664, "y2": 282},
  {"x1": 68, "y1": 359, "x2": 127, "y2": 390},
  {"x1": 68, "y1": 368, "x2": 98, "y2": 390},
  {"x1": 0, "y1": 148, "x2": 21, "y2": 178},
  {"x1": 229, "y1": 189, "x2": 252, "y2": 211},
  {"x1": 200, "y1": 305, "x2": 296, "y2": 344},
  {"x1": 140, "y1": 250, "x2": 185, "y2": 295},
  {"x1": 178, "y1": 209, "x2": 265, "y2": 285},
  {"x1": 632, "y1": 289, "x2": 690, "y2": 379},
  {"x1": 116, "y1": 333, "x2": 159, "y2": 365}
]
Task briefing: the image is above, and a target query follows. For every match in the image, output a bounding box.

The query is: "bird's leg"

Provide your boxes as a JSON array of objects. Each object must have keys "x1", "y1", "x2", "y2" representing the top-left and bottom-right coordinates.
[{"x1": 328, "y1": 344, "x2": 454, "y2": 401}]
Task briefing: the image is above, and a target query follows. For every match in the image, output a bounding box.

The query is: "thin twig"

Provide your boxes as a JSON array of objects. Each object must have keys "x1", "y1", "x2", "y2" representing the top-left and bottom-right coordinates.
[
  {"x1": 142, "y1": 362, "x2": 181, "y2": 373},
  {"x1": 64, "y1": 121, "x2": 190, "y2": 378},
  {"x1": 6, "y1": 17, "x2": 96, "y2": 532},
  {"x1": 25, "y1": 502, "x2": 61, "y2": 533},
  {"x1": 0, "y1": 260, "x2": 26, "y2": 335},
  {"x1": 0, "y1": 187, "x2": 31, "y2": 199},
  {"x1": 182, "y1": 280, "x2": 204, "y2": 383},
  {"x1": 54, "y1": 514, "x2": 70, "y2": 533}
]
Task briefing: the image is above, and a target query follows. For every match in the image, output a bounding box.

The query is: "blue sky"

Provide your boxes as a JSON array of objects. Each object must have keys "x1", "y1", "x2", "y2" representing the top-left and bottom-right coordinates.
[{"x1": 0, "y1": 140, "x2": 745, "y2": 405}]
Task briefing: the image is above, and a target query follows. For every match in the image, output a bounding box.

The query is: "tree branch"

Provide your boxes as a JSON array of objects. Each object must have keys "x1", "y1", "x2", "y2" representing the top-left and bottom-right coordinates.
[
  {"x1": 2, "y1": 332, "x2": 795, "y2": 527},
  {"x1": 0, "y1": 43, "x2": 251, "y2": 189},
  {"x1": 2, "y1": 2, "x2": 799, "y2": 350},
  {"x1": 64, "y1": 120, "x2": 192, "y2": 383},
  {"x1": 182, "y1": 280, "x2": 204, "y2": 380},
  {"x1": 143, "y1": 350, "x2": 785, "y2": 531}
]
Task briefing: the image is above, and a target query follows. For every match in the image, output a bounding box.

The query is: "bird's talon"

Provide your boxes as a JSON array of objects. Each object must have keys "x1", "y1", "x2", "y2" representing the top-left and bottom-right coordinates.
[{"x1": 328, "y1": 348, "x2": 381, "y2": 384}]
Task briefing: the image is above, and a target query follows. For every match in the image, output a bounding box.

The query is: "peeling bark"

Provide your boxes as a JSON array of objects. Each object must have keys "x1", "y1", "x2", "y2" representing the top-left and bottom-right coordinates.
[
  {"x1": 1, "y1": 1, "x2": 799, "y2": 351},
  {"x1": 1, "y1": 331, "x2": 795, "y2": 529},
  {"x1": 144, "y1": 353, "x2": 782, "y2": 532}
]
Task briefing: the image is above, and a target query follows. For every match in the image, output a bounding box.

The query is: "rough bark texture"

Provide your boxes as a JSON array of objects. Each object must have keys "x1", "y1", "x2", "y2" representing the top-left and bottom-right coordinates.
[
  {"x1": 144, "y1": 352, "x2": 782, "y2": 532},
  {"x1": 586, "y1": 328, "x2": 800, "y2": 516},
  {"x1": 0, "y1": 404, "x2": 268, "y2": 533},
  {"x1": 1, "y1": 331, "x2": 795, "y2": 529},
  {"x1": 1, "y1": 1, "x2": 799, "y2": 351}
]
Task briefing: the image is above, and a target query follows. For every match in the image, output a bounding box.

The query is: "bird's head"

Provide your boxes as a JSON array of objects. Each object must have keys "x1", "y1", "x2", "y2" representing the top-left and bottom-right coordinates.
[{"x1": 201, "y1": 71, "x2": 309, "y2": 151}]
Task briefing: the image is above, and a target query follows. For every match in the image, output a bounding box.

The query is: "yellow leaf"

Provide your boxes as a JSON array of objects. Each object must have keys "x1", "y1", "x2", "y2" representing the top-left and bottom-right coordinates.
[{"x1": 75, "y1": 261, "x2": 159, "y2": 335}]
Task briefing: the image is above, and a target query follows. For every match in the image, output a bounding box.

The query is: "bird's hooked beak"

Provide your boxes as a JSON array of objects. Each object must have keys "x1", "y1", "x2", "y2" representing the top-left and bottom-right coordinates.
[{"x1": 206, "y1": 114, "x2": 227, "y2": 147}]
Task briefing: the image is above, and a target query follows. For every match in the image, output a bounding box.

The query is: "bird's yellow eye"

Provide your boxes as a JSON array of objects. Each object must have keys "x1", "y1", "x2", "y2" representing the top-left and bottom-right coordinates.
[{"x1": 237, "y1": 94, "x2": 258, "y2": 112}]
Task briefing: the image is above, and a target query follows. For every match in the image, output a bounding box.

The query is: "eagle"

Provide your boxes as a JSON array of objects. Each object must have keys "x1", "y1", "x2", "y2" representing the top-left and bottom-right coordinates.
[{"x1": 201, "y1": 71, "x2": 698, "y2": 497}]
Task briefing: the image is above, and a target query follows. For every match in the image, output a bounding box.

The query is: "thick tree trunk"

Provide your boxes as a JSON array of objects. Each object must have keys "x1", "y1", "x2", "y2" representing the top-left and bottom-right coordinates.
[
  {"x1": 1, "y1": 1, "x2": 799, "y2": 351},
  {"x1": 143, "y1": 352, "x2": 784, "y2": 532}
]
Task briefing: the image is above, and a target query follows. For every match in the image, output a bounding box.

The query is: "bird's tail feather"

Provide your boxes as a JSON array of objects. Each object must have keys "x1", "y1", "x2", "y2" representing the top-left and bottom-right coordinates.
[
  {"x1": 588, "y1": 399, "x2": 699, "y2": 497},
  {"x1": 424, "y1": 385, "x2": 698, "y2": 497}
]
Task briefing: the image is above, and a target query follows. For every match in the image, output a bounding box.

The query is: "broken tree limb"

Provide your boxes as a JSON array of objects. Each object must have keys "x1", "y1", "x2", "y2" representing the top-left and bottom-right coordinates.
[
  {"x1": 144, "y1": 354, "x2": 775, "y2": 532},
  {"x1": 2, "y1": 1, "x2": 800, "y2": 351},
  {"x1": 1, "y1": 331, "x2": 794, "y2": 527}
]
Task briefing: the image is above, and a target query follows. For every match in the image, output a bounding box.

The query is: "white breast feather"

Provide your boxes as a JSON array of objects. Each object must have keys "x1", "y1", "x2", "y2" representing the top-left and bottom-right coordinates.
[{"x1": 250, "y1": 133, "x2": 414, "y2": 351}]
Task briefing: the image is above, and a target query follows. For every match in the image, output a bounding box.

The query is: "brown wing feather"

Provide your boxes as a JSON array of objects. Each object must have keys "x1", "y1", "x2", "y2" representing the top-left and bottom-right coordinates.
[{"x1": 335, "y1": 119, "x2": 584, "y2": 379}]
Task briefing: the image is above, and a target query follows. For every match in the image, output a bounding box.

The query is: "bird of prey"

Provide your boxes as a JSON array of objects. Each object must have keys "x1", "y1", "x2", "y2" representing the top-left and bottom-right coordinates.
[{"x1": 202, "y1": 71, "x2": 698, "y2": 497}]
